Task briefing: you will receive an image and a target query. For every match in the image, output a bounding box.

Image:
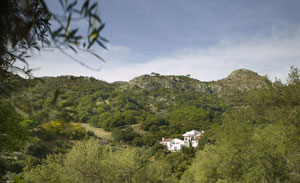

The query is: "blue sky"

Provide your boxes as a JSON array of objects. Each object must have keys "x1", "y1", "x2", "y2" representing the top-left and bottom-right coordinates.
[{"x1": 28, "y1": 0, "x2": 300, "y2": 82}]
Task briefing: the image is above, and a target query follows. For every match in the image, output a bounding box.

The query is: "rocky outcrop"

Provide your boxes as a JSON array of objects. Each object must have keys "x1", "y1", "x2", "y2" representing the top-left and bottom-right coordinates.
[
  {"x1": 215, "y1": 69, "x2": 266, "y2": 92},
  {"x1": 127, "y1": 75, "x2": 211, "y2": 92},
  {"x1": 124, "y1": 69, "x2": 266, "y2": 94}
]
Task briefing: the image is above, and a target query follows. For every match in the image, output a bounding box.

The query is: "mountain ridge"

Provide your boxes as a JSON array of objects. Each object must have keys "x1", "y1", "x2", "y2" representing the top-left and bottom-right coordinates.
[
  {"x1": 5, "y1": 68, "x2": 267, "y2": 122},
  {"x1": 6, "y1": 68, "x2": 266, "y2": 97},
  {"x1": 124, "y1": 68, "x2": 266, "y2": 94}
]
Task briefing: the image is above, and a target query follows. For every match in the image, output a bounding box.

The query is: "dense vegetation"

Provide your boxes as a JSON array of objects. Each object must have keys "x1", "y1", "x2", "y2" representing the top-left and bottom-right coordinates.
[
  {"x1": 182, "y1": 67, "x2": 300, "y2": 182},
  {"x1": 1, "y1": 67, "x2": 300, "y2": 182}
]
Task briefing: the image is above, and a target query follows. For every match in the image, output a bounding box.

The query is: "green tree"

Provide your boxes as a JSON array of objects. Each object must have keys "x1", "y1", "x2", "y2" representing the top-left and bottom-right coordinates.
[
  {"x1": 182, "y1": 68, "x2": 300, "y2": 182},
  {"x1": 23, "y1": 139, "x2": 144, "y2": 183},
  {"x1": 141, "y1": 114, "x2": 169, "y2": 131},
  {"x1": 112, "y1": 127, "x2": 140, "y2": 144},
  {"x1": 23, "y1": 154, "x2": 64, "y2": 183},
  {"x1": 136, "y1": 161, "x2": 175, "y2": 183},
  {"x1": 287, "y1": 66, "x2": 300, "y2": 85},
  {"x1": 0, "y1": 102, "x2": 27, "y2": 152},
  {"x1": 167, "y1": 106, "x2": 210, "y2": 133}
]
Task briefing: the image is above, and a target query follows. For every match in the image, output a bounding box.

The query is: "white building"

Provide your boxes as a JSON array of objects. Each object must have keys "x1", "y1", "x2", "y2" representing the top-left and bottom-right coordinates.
[
  {"x1": 160, "y1": 130, "x2": 204, "y2": 151},
  {"x1": 183, "y1": 130, "x2": 204, "y2": 148}
]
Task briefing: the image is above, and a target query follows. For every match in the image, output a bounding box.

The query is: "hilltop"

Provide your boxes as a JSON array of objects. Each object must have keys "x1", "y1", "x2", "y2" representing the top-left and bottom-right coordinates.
[{"x1": 126, "y1": 69, "x2": 265, "y2": 94}]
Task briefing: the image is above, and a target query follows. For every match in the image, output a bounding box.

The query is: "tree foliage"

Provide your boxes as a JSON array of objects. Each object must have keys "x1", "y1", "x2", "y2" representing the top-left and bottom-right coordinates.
[
  {"x1": 181, "y1": 67, "x2": 300, "y2": 183},
  {"x1": 0, "y1": 101, "x2": 27, "y2": 152},
  {"x1": 167, "y1": 106, "x2": 210, "y2": 133},
  {"x1": 0, "y1": 0, "x2": 106, "y2": 76},
  {"x1": 41, "y1": 120, "x2": 86, "y2": 140},
  {"x1": 23, "y1": 138, "x2": 178, "y2": 183}
]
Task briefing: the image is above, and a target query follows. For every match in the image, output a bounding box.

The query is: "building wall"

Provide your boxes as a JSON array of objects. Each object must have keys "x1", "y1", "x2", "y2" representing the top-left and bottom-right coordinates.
[{"x1": 161, "y1": 130, "x2": 204, "y2": 151}]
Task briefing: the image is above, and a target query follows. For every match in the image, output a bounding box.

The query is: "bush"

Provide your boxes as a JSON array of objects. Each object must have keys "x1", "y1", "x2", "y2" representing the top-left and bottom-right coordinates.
[
  {"x1": 87, "y1": 130, "x2": 95, "y2": 137},
  {"x1": 112, "y1": 127, "x2": 140, "y2": 144},
  {"x1": 12, "y1": 174, "x2": 25, "y2": 183},
  {"x1": 19, "y1": 118, "x2": 38, "y2": 129},
  {"x1": 23, "y1": 139, "x2": 143, "y2": 183},
  {"x1": 41, "y1": 121, "x2": 86, "y2": 140},
  {"x1": 141, "y1": 115, "x2": 169, "y2": 131}
]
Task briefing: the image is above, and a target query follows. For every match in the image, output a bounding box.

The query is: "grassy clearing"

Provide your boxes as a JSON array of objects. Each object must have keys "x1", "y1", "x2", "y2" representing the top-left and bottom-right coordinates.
[
  {"x1": 129, "y1": 123, "x2": 146, "y2": 135},
  {"x1": 80, "y1": 123, "x2": 112, "y2": 140}
]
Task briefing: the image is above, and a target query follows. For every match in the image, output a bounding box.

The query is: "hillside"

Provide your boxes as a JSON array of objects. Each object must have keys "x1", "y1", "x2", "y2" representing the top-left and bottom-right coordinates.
[
  {"x1": 5, "y1": 69, "x2": 266, "y2": 136},
  {"x1": 3, "y1": 67, "x2": 300, "y2": 183},
  {"x1": 8, "y1": 68, "x2": 266, "y2": 118},
  {"x1": 0, "y1": 69, "x2": 266, "y2": 163}
]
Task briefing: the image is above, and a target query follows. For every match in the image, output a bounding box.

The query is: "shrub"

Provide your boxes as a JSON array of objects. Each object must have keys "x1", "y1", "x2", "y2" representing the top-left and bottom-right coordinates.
[
  {"x1": 112, "y1": 127, "x2": 140, "y2": 144},
  {"x1": 41, "y1": 121, "x2": 86, "y2": 140}
]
